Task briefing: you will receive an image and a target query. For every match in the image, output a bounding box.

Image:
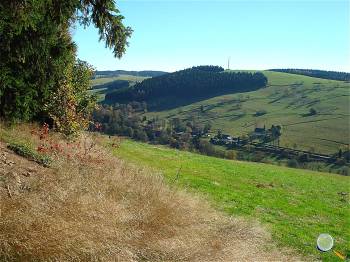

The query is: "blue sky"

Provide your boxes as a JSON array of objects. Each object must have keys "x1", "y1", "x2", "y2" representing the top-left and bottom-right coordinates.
[{"x1": 72, "y1": 0, "x2": 350, "y2": 72}]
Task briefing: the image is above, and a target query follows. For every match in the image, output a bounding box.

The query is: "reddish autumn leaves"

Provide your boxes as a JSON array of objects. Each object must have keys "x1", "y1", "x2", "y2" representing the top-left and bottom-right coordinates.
[{"x1": 32, "y1": 123, "x2": 104, "y2": 164}]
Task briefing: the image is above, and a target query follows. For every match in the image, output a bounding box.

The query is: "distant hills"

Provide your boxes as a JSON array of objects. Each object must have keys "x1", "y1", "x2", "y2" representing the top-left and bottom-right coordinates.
[
  {"x1": 269, "y1": 69, "x2": 350, "y2": 81},
  {"x1": 94, "y1": 67, "x2": 349, "y2": 154},
  {"x1": 105, "y1": 66, "x2": 267, "y2": 110},
  {"x1": 94, "y1": 70, "x2": 168, "y2": 78}
]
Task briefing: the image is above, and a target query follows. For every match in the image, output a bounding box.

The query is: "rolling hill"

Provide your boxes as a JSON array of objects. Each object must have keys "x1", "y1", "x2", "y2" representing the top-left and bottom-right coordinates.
[
  {"x1": 90, "y1": 74, "x2": 149, "y2": 101},
  {"x1": 269, "y1": 69, "x2": 350, "y2": 81},
  {"x1": 141, "y1": 70, "x2": 350, "y2": 154},
  {"x1": 94, "y1": 70, "x2": 168, "y2": 78},
  {"x1": 104, "y1": 66, "x2": 268, "y2": 110}
]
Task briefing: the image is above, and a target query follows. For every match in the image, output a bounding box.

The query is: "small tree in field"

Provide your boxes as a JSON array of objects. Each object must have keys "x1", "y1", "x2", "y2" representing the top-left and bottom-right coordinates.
[{"x1": 309, "y1": 108, "x2": 317, "y2": 116}]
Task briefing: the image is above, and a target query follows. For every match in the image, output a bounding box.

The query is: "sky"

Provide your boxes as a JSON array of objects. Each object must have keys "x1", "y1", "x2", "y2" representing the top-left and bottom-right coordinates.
[{"x1": 72, "y1": 0, "x2": 350, "y2": 72}]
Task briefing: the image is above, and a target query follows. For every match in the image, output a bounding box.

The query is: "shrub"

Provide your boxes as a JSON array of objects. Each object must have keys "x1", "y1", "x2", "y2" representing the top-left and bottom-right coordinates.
[
  {"x1": 198, "y1": 140, "x2": 215, "y2": 156},
  {"x1": 7, "y1": 142, "x2": 52, "y2": 167},
  {"x1": 339, "y1": 167, "x2": 349, "y2": 176},
  {"x1": 46, "y1": 59, "x2": 97, "y2": 137},
  {"x1": 237, "y1": 151, "x2": 248, "y2": 161},
  {"x1": 251, "y1": 151, "x2": 266, "y2": 162},
  {"x1": 254, "y1": 110, "x2": 267, "y2": 117},
  {"x1": 309, "y1": 108, "x2": 317, "y2": 116},
  {"x1": 133, "y1": 129, "x2": 148, "y2": 142},
  {"x1": 225, "y1": 150, "x2": 237, "y2": 160},
  {"x1": 287, "y1": 159, "x2": 298, "y2": 168},
  {"x1": 298, "y1": 153, "x2": 310, "y2": 163},
  {"x1": 335, "y1": 158, "x2": 346, "y2": 166}
]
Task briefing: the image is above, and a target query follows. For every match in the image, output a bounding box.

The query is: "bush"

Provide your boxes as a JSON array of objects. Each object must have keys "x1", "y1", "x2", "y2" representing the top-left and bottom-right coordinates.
[
  {"x1": 287, "y1": 159, "x2": 298, "y2": 168},
  {"x1": 133, "y1": 129, "x2": 148, "y2": 142},
  {"x1": 237, "y1": 151, "x2": 248, "y2": 161},
  {"x1": 7, "y1": 142, "x2": 52, "y2": 167},
  {"x1": 251, "y1": 151, "x2": 266, "y2": 162},
  {"x1": 198, "y1": 140, "x2": 215, "y2": 155},
  {"x1": 46, "y1": 59, "x2": 97, "y2": 137},
  {"x1": 298, "y1": 153, "x2": 310, "y2": 163},
  {"x1": 254, "y1": 110, "x2": 267, "y2": 117},
  {"x1": 335, "y1": 158, "x2": 346, "y2": 166},
  {"x1": 225, "y1": 150, "x2": 237, "y2": 160},
  {"x1": 339, "y1": 167, "x2": 349, "y2": 176},
  {"x1": 309, "y1": 108, "x2": 317, "y2": 116}
]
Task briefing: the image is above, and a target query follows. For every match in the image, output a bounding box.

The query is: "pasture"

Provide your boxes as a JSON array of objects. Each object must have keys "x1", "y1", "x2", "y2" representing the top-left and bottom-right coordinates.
[{"x1": 108, "y1": 138, "x2": 350, "y2": 261}]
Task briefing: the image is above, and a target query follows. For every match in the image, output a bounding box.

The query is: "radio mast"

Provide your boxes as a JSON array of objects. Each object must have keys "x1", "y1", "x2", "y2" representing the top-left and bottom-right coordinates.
[{"x1": 227, "y1": 57, "x2": 231, "y2": 70}]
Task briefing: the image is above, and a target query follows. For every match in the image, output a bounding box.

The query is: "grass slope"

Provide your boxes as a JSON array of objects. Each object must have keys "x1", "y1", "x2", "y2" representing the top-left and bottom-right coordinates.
[
  {"x1": 145, "y1": 71, "x2": 350, "y2": 154},
  {"x1": 109, "y1": 138, "x2": 350, "y2": 261},
  {"x1": 91, "y1": 74, "x2": 148, "y2": 86},
  {"x1": 91, "y1": 74, "x2": 148, "y2": 101},
  {"x1": 0, "y1": 123, "x2": 296, "y2": 261}
]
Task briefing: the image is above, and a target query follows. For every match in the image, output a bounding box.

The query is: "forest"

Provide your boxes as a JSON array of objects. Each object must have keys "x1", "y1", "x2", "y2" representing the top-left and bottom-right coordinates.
[
  {"x1": 105, "y1": 66, "x2": 268, "y2": 109},
  {"x1": 269, "y1": 69, "x2": 350, "y2": 81}
]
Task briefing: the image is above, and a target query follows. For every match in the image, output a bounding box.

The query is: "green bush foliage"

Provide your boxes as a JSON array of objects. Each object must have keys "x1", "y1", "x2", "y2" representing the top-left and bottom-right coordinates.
[
  {"x1": 45, "y1": 59, "x2": 97, "y2": 136},
  {"x1": 7, "y1": 142, "x2": 52, "y2": 167}
]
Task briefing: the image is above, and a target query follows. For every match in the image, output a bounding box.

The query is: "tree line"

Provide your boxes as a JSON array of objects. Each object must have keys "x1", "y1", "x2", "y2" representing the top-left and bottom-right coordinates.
[
  {"x1": 105, "y1": 66, "x2": 268, "y2": 110},
  {"x1": 269, "y1": 69, "x2": 350, "y2": 81},
  {"x1": 92, "y1": 103, "x2": 237, "y2": 158}
]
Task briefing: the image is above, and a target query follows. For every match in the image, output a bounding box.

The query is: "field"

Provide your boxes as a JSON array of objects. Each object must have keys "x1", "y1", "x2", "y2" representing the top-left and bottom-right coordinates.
[
  {"x1": 90, "y1": 74, "x2": 148, "y2": 101},
  {"x1": 91, "y1": 74, "x2": 148, "y2": 86},
  {"x1": 108, "y1": 138, "x2": 350, "y2": 261},
  {"x1": 143, "y1": 71, "x2": 349, "y2": 154}
]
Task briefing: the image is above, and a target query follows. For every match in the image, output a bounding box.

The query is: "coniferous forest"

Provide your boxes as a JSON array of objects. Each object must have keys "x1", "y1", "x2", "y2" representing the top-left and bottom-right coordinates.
[
  {"x1": 105, "y1": 66, "x2": 268, "y2": 109},
  {"x1": 269, "y1": 69, "x2": 350, "y2": 81}
]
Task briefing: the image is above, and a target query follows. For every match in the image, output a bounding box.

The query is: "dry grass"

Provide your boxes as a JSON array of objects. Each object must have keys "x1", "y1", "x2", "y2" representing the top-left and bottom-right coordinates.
[{"x1": 0, "y1": 123, "x2": 299, "y2": 261}]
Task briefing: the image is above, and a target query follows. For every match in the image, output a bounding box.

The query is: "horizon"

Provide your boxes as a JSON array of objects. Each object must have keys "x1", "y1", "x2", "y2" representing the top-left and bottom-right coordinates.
[
  {"x1": 94, "y1": 67, "x2": 350, "y2": 74},
  {"x1": 73, "y1": 0, "x2": 350, "y2": 73}
]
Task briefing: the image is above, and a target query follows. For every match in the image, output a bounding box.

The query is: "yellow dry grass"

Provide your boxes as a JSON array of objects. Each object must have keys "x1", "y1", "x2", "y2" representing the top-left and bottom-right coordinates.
[{"x1": 0, "y1": 123, "x2": 299, "y2": 261}]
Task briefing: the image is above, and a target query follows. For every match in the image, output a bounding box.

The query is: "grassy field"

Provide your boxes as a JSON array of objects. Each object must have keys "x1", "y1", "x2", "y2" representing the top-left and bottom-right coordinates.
[
  {"x1": 143, "y1": 71, "x2": 350, "y2": 154},
  {"x1": 108, "y1": 138, "x2": 350, "y2": 261},
  {"x1": 91, "y1": 74, "x2": 148, "y2": 101},
  {"x1": 91, "y1": 74, "x2": 147, "y2": 86}
]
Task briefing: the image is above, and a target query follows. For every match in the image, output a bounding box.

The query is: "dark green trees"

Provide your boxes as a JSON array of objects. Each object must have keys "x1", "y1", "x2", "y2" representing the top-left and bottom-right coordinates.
[
  {"x1": 269, "y1": 69, "x2": 350, "y2": 81},
  {"x1": 0, "y1": 0, "x2": 131, "y2": 133},
  {"x1": 105, "y1": 66, "x2": 268, "y2": 109}
]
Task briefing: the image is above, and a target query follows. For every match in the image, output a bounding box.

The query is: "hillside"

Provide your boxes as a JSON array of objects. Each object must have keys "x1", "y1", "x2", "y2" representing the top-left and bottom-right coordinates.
[
  {"x1": 0, "y1": 123, "x2": 296, "y2": 261},
  {"x1": 91, "y1": 74, "x2": 149, "y2": 101},
  {"x1": 143, "y1": 70, "x2": 350, "y2": 154},
  {"x1": 104, "y1": 66, "x2": 268, "y2": 109},
  {"x1": 109, "y1": 138, "x2": 350, "y2": 261},
  {"x1": 269, "y1": 69, "x2": 350, "y2": 81},
  {"x1": 94, "y1": 70, "x2": 168, "y2": 78}
]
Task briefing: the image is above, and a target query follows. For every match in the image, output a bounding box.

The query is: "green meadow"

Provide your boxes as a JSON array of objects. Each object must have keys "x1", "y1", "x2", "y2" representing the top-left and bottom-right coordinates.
[
  {"x1": 108, "y1": 138, "x2": 350, "y2": 261},
  {"x1": 91, "y1": 74, "x2": 148, "y2": 86},
  {"x1": 91, "y1": 74, "x2": 148, "y2": 101}
]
